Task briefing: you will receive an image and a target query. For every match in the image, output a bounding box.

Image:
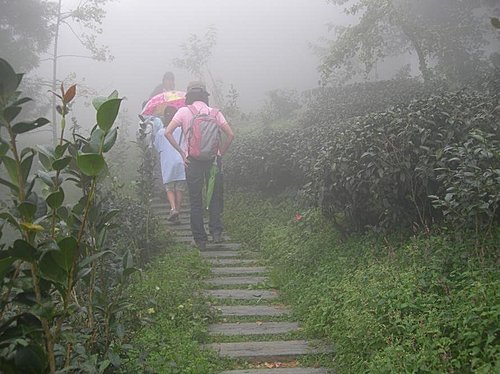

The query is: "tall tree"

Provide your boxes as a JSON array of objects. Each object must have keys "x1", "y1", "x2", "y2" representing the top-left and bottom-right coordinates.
[
  {"x1": 320, "y1": 0, "x2": 499, "y2": 84},
  {"x1": 172, "y1": 26, "x2": 225, "y2": 106},
  {"x1": 0, "y1": 0, "x2": 55, "y2": 72}
]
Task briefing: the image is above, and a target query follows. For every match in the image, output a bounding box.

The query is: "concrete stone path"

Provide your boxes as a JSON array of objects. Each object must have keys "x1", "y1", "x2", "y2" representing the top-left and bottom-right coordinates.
[{"x1": 152, "y1": 198, "x2": 333, "y2": 373}]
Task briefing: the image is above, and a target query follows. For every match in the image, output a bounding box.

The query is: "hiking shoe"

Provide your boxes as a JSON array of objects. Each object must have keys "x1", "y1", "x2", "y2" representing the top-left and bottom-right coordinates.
[
  {"x1": 167, "y1": 210, "x2": 179, "y2": 222},
  {"x1": 212, "y1": 233, "x2": 223, "y2": 244}
]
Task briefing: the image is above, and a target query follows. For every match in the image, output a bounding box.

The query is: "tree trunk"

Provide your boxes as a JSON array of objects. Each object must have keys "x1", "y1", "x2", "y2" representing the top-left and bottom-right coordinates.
[
  {"x1": 400, "y1": 23, "x2": 431, "y2": 83},
  {"x1": 51, "y1": 0, "x2": 62, "y2": 145}
]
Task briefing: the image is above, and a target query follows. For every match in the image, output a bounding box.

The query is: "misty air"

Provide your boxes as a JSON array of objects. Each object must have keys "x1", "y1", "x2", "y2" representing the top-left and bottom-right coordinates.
[{"x1": 0, "y1": 0, "x2": 499, "y2": 372}]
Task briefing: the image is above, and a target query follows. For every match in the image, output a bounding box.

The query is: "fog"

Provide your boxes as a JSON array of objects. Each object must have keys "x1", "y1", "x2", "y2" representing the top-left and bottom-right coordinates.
[{"x1": 34, "y1": 0, "x2": 348, "y2": 121}]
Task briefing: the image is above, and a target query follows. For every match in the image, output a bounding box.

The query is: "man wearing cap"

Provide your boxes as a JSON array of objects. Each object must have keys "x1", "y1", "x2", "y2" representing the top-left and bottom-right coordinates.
[{"x1": 164, "y1": 81, "x2": 234, "y2": 250}]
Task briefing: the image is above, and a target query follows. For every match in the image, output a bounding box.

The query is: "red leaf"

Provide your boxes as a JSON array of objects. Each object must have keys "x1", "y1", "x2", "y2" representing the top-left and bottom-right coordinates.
[{"x1": 63, "y1": 84, "x2": 76, "y2": 104}]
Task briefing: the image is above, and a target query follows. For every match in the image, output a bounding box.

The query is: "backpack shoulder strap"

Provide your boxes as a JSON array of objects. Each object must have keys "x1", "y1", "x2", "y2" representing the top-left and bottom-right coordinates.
[
  {"x1": 187, "y1": 104, "x2": 198, "y2": 116},
  {"x1": 209, "y1": 108, "x2": 221, "y2": 126}
]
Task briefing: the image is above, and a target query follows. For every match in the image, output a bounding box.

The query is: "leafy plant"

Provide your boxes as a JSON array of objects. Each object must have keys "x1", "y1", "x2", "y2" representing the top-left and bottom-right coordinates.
[
  {"x1": 430, "y1": 128, "x2": 500, "y2": 238},
  {"x1": 320, "y1": 0, "x2": 498, "y2": 85},
  {"x1": 224, "y1": 194, "x2": 500, "y2": 373},
  {"x1": 225, "y1": 80, "x2": 500, "y2": 237},
  {"x1": 0, "y1": 58, "x2": 135, "y2": 372}
]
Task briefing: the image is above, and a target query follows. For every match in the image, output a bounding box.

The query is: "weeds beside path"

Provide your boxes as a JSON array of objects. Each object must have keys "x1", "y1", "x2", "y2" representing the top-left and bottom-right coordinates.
[
  {"x1": 224, "y1": 192, "x2": 500, "y2": 373},
  {"x1": 122, "y1": 246, "x2": 221, "y2": 373}
]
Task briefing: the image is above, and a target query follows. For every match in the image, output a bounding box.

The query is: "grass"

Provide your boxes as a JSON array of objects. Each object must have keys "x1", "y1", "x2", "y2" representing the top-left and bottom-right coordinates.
[
  {"x1": 224, "y1": 192, "x2": 500, "y2": 373},
  {"x1": 120, "y1": 245, "x2": 225, "y2": 373}
]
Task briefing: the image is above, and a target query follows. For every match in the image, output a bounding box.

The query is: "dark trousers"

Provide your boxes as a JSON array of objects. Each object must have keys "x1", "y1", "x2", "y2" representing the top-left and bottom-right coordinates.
[{"x1": 185, "y1": 158, "x2": 223, "y2": 244}]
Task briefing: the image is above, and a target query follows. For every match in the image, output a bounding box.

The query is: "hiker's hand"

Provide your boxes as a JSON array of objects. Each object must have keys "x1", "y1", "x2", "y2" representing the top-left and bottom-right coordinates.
[{"x1": 182, "y1": 154, "x2": 190, "y2": 167}]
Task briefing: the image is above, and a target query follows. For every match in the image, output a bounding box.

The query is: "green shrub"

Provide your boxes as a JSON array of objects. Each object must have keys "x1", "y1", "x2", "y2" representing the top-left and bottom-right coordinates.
[
  {"x1": 226, "y1": 82, "x2": 500, "y2": 234},
  {"x1": 224, "y1": 194, "x2": 500, "y2": 373},
  {"x1": 122, "y1": 247, "x2": 221, "y2": 373},
  {"x1": 302, "y1": 79, "x2": 436, "y2": 126},
  {"x1": 0, "y1": 58, "x2": 133, "y2": 371}
]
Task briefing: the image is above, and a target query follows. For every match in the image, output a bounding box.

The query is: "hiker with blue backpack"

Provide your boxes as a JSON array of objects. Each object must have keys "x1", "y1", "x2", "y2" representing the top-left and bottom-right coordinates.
[{"x1": 165, "y1": 81, "x2": 234, "y2": 250}]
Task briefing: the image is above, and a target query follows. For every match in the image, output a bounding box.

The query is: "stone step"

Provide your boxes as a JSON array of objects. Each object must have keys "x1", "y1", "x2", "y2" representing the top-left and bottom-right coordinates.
[
  {"x1": 212, "y1": 266, "x2": 267, "y2": 275},
  {"x1": 209, "y1": 321, "x2": 299, "y2": 336},
  {"x1": 175, "y1": 238, "x2": 242, "y2": 250},
  {"x1": 201, "y1": 251, "x2": 240, "y2": 258},
  {"x1": 174, "y1": 232, "x2": 232, "y2": 241},
  {"x1": 207, "y1": 276, "x2": 267, "y2": 286},
  {"x1": 215, "y1": 305, "x2": 290, "y2": 317},
  {"x1": 151, "y1": 205, "x2": 190, "y2": 213},
  {"x1": 221, "y1": 368, "x2": 329, "y2": 374},
  {"x1": 205, "y1": 289, "x2": 277, "y2": 300},
  {"x1": 154, "y1": 210, "x2": 190, "y2": 218},
  {"x1": 206, "y1": 243, "x2": 242, "y2": 250},
  {"x1": 207, "y1": 340, "x2": 331, "y2": 361},
  {"x1": 206, "y1": 258, "x2": 258, "y2": 266},
  {"x1": 167, "y1": 223, "x2": 192, "y2": 230}
]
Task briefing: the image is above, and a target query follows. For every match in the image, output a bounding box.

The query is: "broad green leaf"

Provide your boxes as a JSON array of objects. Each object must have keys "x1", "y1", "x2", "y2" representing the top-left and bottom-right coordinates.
[
  {"x1": 0, "y1": 58, "x2": 22, "y2": 101},
  {"x1": 52, "y1": 156, "x2": 71, "y2": 171},
  {"x1": 3, "y1": 106, "x2": 22, "y2": 123},
  {"x1": 20, "y1": 147, "x2": 35, "y2": 160},
  {"x1": 37, "y1": 152, "x2": 53, "y2": 170},
  {"x1": 78, "y1": 250, "x2": 114, "y2": 268},
  {"x1": 20, "y1": 152, "x2": 34, "y2": 184},
  {"x1": 54, "y1": 236, "x2": 78, "y2": 271},
  {"x1": 17, "y1": 201, "x2": 37, "y2": 220},
  {"x1": 0, "y1": 177, "x2": 19, "y2": 193},
  {"x1": 11, "y1": 239, "x2": 38, "y2": 263},
  {"x1": 103, "y1": 127, "x2": 118, "y2": 152},
  {"x1": 100, "y1": 209, "x2": 120, "y2": 226},
  {"x1": 108, "y1": 90, "x2": 119, "y2": 99},
  {"x1": 46, "y1": 189, "x2": 65, "y2": 209},
  {"x1": 11, "y1": 97, "x2": 32, "y2": 106},
  {"x1": 39, "y1": 252, "x2": 67, "y2": 285},
  {"x1": 0, "y1": 212, "x2": 20, "y2": 230},
  {"x1": 0, "y1": 256, "x2": 14, "y2": 282},
  {"x1": 92, "y1": 96, "x2": 107, "y2": 111},
  {"x1": 85, "y1": 126, "x2": 104, "y2": 153},
  {"x1": 56, "y1": 206, "x2": 69, "y2": 221},
  {"x1": 37, "y1": 170, "x2": 59, "y2": 188},
  {"x1": 11, "y1": 118, "x2": 50, "y2": 134},
  {"x1": 54, "y1": 143, "x2": 69, "y2": 159},
  {"x1": 76, "y1": 153, "x2": 105, "y2": 176},
  {"x1": 96, "y1": 98, "x2": 122, "y2": 132},
  {"x1": 14, "y1": 344, "x2": 48, "y2": 373},
  {"x1": 2, "y1": 155, "x2": 19, "y2": 186},
  {"x1": 0, "y1": 142, "x2": 9, "y2": 156}
]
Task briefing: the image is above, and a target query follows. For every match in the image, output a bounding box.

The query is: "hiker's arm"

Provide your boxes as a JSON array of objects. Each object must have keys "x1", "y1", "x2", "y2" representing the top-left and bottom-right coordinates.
[
  {"x1": 219, "y1": 122, "x2": 234, "y2": 156},
  {"x1": 165, "y1": 121, "x2": 188, "y2": 165}
]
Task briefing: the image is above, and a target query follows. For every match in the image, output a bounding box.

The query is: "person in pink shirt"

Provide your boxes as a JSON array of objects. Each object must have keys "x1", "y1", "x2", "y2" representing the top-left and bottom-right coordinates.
[{"x1": 165, "y1": 81, "x2": 234, "y2": 250}]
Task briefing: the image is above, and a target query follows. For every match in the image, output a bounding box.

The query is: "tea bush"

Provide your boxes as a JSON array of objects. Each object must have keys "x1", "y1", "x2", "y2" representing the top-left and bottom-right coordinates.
[
  {"x1": 226, "y1": 80, "x2": 500, "y2": 233},
  {"x1": 224, "y1": 194, "x2": 500, "y2": 373},
  {"x1": 302, "y1": 78, "x2": 436, "y2": 126},
  {"x1": 311, "y1": 89, "x2": 499, "y2": 232}
]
